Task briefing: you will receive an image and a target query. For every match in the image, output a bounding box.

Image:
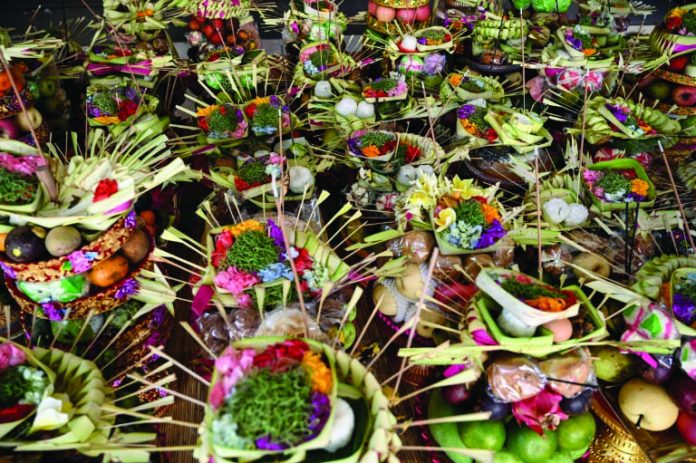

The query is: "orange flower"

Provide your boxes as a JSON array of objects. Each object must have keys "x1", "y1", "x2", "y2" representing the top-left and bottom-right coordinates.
[
  {"x1": 459, "y1": 119, "x2": 479, "y2": 136},
  {"x1": 196, "y1": 105, "x2": 219, "y2": 117},
  {"x1": 136, "y1": 9, "x2": 154, "y2": 18},
  {"x1": 583, "y1": 48, "x2": 597, "y2": 56},
  {"x1": 630, "y1": 179, "x2": 649, "y2": 197},
  {"x1": 302, "y1": 351, "x2": 333, "y2": 394},
  {"x1": 481, "y1": 203, "x2": 501, "y2": 224},
  {"x1": 225, "y1": 219, "x2": 264, "y2": 237},
  {"x1": 638, "y1": 121, "x2": 654, "y2": 134},
  {"x1": 361, "y1": 145, "x2": 380, "y2": 158},
  {"x1": 93, "y1": 116, "x2": 120, "y2": 125},
  {"x1": 525, "y1": 296, "x2": 567, "y2": 312},
  {"x1": 449, "y1": 73, "x2": 463, "y2": 87}
]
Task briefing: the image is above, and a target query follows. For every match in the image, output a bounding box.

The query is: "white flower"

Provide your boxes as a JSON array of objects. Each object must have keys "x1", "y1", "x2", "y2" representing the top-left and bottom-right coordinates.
[
  {"x1": 31, "y1": 395, "x2": 70, "y2": 432},
  {"x1": 564, "y1": 203, "x2": 589, "y2": 226},
  {"x1": 356, "y1": 101, "x2": 375, "y2": 119},
  {"x1": 335, "y1": 98, "x2": 358, "y2": 117},
  {"x1": 543, "y1": 197, "x2": 570, "y2": 224},
  {"x1": 288, "y1": 166, "x2": 315, "y2": 194},
  {"x1": 400, "y1": 35, "x2": 418, "y2": 52}
]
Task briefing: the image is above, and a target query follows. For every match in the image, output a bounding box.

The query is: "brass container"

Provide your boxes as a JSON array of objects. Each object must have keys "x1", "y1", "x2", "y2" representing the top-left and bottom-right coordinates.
[{"x1": 590, "y1": 396, "x2": 650, "y2": 463}]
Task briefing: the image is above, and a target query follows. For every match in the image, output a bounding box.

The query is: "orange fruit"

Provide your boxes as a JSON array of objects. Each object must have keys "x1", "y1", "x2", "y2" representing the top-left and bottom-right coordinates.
[
  {"x1": 139, "y1": 210, "x2": 156, "y2": 226},
  {"x1": 88, "y1": 254, "x2": 129, "y2": 287}
]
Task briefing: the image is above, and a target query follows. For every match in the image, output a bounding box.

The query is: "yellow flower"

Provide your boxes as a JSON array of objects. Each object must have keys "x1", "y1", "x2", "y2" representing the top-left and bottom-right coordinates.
[
  {"x1": 630, "y1": 179, "x2": 649, "y2": 197},
  {"x1": 302, "y1": 352, "x2": 333, "y2": 394},
  {"x1": 668, "y1": 8, "x2": 684, "y2": 19},
  {"x1": 434, "y1": 207, "x2": 456, "y2": 232},
  {"x1": 196, "y1": 105, "x2": 219, "y2": 117},
  {"x1": 225, "y1": 219, "x2": 264, "y2": 237},
  {"x1": 451, "y1": 176, "x2": 483, "y2": 200}
]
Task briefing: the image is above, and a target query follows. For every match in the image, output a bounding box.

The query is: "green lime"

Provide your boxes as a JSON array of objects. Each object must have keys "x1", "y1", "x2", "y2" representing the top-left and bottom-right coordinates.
[
  {"x1": 557, "y1": 413, "x2": 596, "y2": 451},
  {"x1": 459, "y1": 420, "x2": 506, "y2": 451},
  {"x1": 506, "y1": 424, "x2": 558, "y2": 463},
  {"x1": 568, "y1": 442, "x2": 591, "y2": 460},
  {"x1": 546, "y1": 451, "x2": 573, "y2": 463},
  {"x1": 494, "y1": 451, "x2": 523, "y2": 463}
]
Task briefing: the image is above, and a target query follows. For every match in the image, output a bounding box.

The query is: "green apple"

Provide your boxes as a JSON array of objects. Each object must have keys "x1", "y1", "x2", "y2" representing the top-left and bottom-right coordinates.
[
  {"x1": 38, "y1": 78, "x2": 57, "y2": 98},
  {"x1": 15, "y1": 107, "x2": 43, "y2": 131},
  {"x1": 647, "y1": 81, "x2": 671, "y2": 100},
  {"x1": 592, "y1": 347, "x2": 637, "y2": 383}
]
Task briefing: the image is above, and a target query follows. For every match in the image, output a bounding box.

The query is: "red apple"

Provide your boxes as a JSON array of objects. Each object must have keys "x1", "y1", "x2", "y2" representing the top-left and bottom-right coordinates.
[
  {"x1": 396, "y1": 8, "x2": 416, "y2": 24},
  {"x1": 374, "y1": 6, "x2": 395, "y2": 22},
  {"x1": 209, "y1": 33, "x2": 223, "y2": 45},
  {"x1": 188, "y1": 18, "x2": 200, "y2": 30},
  {"x1": 414, "y1": 4, "x2": 430, "y2": 21},
  {"x1": 672, "y1": 85, "x2": 696, "y2": 107},
  {"x1": 669, "y1": 56, "x2": 689, "y2": 72},
  {"x1": 367, "y1": 0, "x2": 378, "y2": 15},
  {"x1": 677, "y1": 411, "x2": 696, "y2": 445},
  {"x1": 212, "y1": 19, "x2": 224, "y2": 31},
  {"x1": 668, "y1": 373, "x2": 696, "y2": 414}
]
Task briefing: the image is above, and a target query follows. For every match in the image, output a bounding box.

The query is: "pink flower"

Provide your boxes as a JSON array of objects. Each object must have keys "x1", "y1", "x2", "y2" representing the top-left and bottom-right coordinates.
[
  {"x1": 0, "y1": 343, "x2": 26, "y2": 371},
  {"x1": 512, "y1": 388, "x2": 568, "y2": 435},
  {"x1": 209, "y1": 382, "x2": 226, "y2": 410},
  {"x1": 582, "y1": 169, "x2": 602, "y2": 185},
  {"x1": 215, "y1": 347, "x2": 256, "y2": 395},
  {"x1": 214, "y1": 267, "x2": 260, "y2": 295}
]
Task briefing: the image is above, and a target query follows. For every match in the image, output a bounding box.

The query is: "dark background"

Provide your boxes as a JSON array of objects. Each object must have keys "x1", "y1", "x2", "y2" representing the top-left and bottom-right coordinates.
[{"x1": 0, "y1": 0, "x2": 681, "y2": 40}]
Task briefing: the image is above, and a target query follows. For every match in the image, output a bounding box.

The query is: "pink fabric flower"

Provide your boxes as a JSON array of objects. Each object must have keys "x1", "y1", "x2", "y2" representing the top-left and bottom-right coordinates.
[
  {"x1": 0, "y1": 343, "x2": 26, "y2": 371},
  {"x1": 512, "y1": 388, "x2": 568, "y2": 435},
  {"x1": 214, "y1": 267, "x2": 260, "y2": 295}
]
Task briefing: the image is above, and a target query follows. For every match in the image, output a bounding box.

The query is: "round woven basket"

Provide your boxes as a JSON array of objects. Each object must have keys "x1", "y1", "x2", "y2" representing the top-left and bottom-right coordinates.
[
  {"x1": 372, "y1": 0, "x2": 429, "y2": 8},
  {"x1": 8, "y1": 231, "x2": 155, "y2": 319},
  {"x1": 0, "y1": 214, "x2": 135, "y2": 283}
]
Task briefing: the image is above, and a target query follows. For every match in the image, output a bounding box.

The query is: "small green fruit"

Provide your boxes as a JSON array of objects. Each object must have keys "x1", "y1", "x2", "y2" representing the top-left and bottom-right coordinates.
[{"x1": 647, "y1": 81, "x2": 671, "y2": 100}]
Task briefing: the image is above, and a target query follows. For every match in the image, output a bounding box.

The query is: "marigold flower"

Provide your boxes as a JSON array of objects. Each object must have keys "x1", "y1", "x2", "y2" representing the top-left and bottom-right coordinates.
[
  {"x1": 196, "y1": 105, "x2": 219, "y2": 117},
  {"x1": 449, "y1": 73, "x2": 463, "y2": 87},
  {"x1": 583, "y1": 48, "x2": 597, "y2": 56},
  {"x1": 302, "y1": 352, "x2": 333, "y2": 394},
  {"x1": 481, "y1": 203, "x2": 501, "y2": 224},
  {"x1": 525, "y1": 296, "x2": 567, "y2": 312},
  {"x1": 361, "y1": 145, "x2": 381, "y2": 158},
  {"x1": 630, "y1": 178, "x2": 649, "y2": 197},
  {"x1": 225, "y1": 219, "x2": 264, "y2": 237},
  {"x1": 93, "y1": 116, "x2": 120, "y2": 125}
]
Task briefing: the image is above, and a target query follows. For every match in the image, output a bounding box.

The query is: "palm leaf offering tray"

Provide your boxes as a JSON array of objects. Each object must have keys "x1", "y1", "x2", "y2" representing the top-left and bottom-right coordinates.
[{"x1": 1, "y1": 0, "x2": 696, "y2": 462}]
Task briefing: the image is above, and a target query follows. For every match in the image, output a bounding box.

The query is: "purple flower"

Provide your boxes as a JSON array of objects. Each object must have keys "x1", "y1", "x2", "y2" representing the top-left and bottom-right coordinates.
[
  {"x1": 417, "y1": 37, "x2": 428, "y2": 45},
  {"x1": 307, "y1": 392, "x2": 331, "y2": 438},
  {"x1": 673, "y1": 293, "x2": 696, "y2": 326},
  {"x1": 125, "y1": 210, "x2": 137, "y2": 229},
  {"x1": 0, "y1": 261, "x2": 16, "y2": 280},
  {"x1": 115, "y1": 278, "x2": 139, "y2": 299},
  {"x1": 606, "y1": 104, "x2": 629, "y2": 123},
  {"x1": 457, "y1": 104, "x2": 476, "y2": 120},
  {"x1": 42, "y1": 302, "x2": 64, "y2": 321},
  {"x1": 68, "y1": 251, "x2": 93, "y2": 274},
  {"x1": 476, "y1": 219, "x2": 506, "y2": 249},
  {"x1": 266, "y1": 219, "x2": 285, "y2": 250},
  {"x1": 424, "y1": 53, "x2": 446, "y2": 75},
  {"x1": 255, "y1": 436, "x2": 288, "y2": 450}
]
